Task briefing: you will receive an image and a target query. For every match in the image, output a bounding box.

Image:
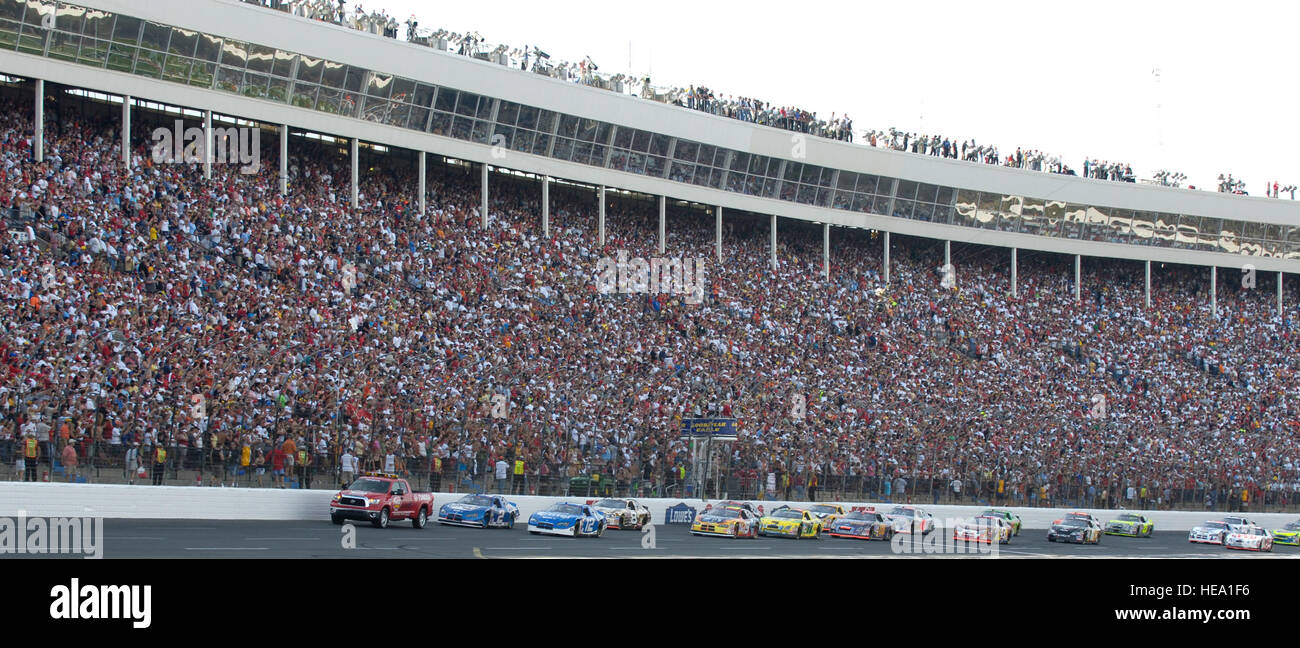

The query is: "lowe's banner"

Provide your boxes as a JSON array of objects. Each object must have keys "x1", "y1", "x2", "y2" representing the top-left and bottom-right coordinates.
[{"x1": 681, "y1": 417, "x2": 737, "y2": 437}]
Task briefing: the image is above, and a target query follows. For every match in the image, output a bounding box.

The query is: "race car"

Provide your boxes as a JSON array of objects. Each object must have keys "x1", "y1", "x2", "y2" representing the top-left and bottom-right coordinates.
[
  {"x1": 827, "y1": 509, "x2": 895, "y2": 540},
  {"x1": 691, "y1": 505, "x2": 760, "y2": 538},
  {"x1": 437, "y1": 493, "x2": 519, "y2": 529},
  {"x1": 1046, "y1": 517, "x2": 1102, "y2": 544},
  {"x1": 953, "y1": 516, "x2": 1013, "y2": 544},
  {"x1": 1270, "y1": 520, "x2": 1300, "y2": 546},
  {"x1": 757, "y1": 507, "x2": 823, "y2": 539},
  {"x1": 527, "y1": 502, "x2": 607, "y2": 537},
  {"x1": 805, "y1": 503, "x2": 848, "y2": 530},
  {"x1": 1188, "y1": 520, "x2": 1232, "y2": 545},
  {"x1": 1224, "y1": 525, "x2": 1273, "y2": 552},
  {"x1": 882, "y1": 506, "x2": 935, "y2": 535},
  {"x1": 1053, "y1": 511, "x2": 1102, "y2": 528},
  {"x1": 590, "y1": 497, "x2": 652, "y2": 529},
  {"x1": 1104, "y1": 513, "x2": 1154, "y2": 537},
  {"x1": 329, "y1": 473, "x2": 435, "y2": 529},
  {"x1": 979, "y1": 509, "x2": 1022, "y2": 535}
]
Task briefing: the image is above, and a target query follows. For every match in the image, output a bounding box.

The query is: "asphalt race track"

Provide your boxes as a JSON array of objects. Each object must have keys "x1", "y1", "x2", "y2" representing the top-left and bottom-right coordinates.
[{"x1": 51, "y1": 520, "x2": 1300, "y2": 558}]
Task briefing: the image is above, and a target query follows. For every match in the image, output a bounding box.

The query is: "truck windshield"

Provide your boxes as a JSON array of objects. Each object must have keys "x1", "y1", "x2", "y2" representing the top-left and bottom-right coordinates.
[{"x1": 347, "y1": 478, "x2": 390, "y2": 493}]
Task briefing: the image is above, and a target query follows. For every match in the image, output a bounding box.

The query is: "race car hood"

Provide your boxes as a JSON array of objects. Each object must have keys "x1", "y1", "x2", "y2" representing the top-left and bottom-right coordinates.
[
  {"x1": 531, "y1": 510, "x2": 583, "y2": 524},
  {"x1": 697, "y1": 514, "x2": 740, "y2": 524}
]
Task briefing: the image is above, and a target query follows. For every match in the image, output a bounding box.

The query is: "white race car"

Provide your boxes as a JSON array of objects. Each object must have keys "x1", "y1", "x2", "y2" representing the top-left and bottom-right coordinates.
[
  {"x1": 1189, "y1": 520, "x2": 1232, "y2": 545},
  {"x1": 1224, "y1": 525, "x2": 1273, "y2": 552},
  {"x1": 953, "y1": 516, "x2": 1013, "y2": 544},
  {"x1": 590, "y1": 497, "x2": 652, "y2": 529},
  {"x1": 883, "y1": 505, "x2": 935, "y2": 535}
]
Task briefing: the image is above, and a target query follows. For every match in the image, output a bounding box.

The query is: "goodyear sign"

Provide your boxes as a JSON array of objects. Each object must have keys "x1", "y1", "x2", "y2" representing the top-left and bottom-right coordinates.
[
  {"x1": 665, "y1": 502, "x2": 697, "y2": 525},
  {"x1": 681, "y1": 418, "x2": 737, "y2": 437}
]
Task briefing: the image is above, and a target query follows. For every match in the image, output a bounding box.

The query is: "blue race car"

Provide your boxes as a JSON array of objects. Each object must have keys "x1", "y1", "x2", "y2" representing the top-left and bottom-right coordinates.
[
  {"x1": 438, "y1": 493, "x2": 520, "y2": 528},
  {"x1": 528, "y1": 502, "x2": 607, "y2": 537}
]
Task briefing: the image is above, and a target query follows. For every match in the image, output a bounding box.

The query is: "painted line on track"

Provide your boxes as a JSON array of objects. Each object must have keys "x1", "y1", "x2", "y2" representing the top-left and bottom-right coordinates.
[{"x1": 184, "y1": 547, "x2": 270, "y2": 551}]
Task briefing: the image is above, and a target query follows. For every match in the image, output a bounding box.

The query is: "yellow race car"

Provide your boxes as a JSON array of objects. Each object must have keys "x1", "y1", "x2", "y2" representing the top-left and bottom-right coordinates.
[
  {"x1": 758, "y1": 507, "x2": 823, "y2": 539},
  {"x1": 691, "y1": 506, "x2": 760, "y2": 538}
]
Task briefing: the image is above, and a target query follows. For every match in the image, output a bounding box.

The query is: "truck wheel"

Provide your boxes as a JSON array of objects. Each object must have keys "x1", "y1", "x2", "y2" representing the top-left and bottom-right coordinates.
[
  {"x1": 412, "y1": 507, "x2": 427, "y2": 529},
  {"x1": 373, "y1": 507, "x2": 389, "y2": 529},
  {"x1": 331, "y1": 514, "x2": 342, "y2": 525}
]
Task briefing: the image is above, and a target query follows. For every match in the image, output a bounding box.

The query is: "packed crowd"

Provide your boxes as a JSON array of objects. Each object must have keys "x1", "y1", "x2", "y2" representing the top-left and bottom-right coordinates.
[{"x1": 3, "y1": 95, "x2": 1299, "y2": 511}]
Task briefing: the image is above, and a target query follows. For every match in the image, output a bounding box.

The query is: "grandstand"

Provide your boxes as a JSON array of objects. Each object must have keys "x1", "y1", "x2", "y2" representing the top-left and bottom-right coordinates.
[{"x1": 2, "y1": 0, "x2": 1299, "y2": 515}]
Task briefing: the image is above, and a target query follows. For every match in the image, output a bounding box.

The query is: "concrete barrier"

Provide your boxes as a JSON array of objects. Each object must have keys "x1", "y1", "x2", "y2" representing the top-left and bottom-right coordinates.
[{"x1": 3, "y1": 482, "x2": 1297, "y2": 532}]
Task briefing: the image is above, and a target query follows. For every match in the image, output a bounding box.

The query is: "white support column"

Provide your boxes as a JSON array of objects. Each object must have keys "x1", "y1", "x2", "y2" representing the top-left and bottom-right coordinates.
[
  {"x1": 884, "y1": 232, "x2": 891, "y2": 286},
  {"x1": 121, "y1": 95, "x2": 130, "y2": 168},
  {"x1": 542, "y1": 175, "x2": 550, "y2": 236},
  {"x1": 417, "y1": 151, "x2": 426, "y2": 216},
  {"x1": 657, "y1": 195, "x2": 666, "y2": 255},
  {"x1": 1279, "y1": 272, "x2": 1285, "y2": 317},
  {"x1": 769, "y1": 213, "x2": 777, "y2": 270},
  {"x1": 480, "y1": 163, "x2": 488, "y2": 228},
  {"x1": 715, "y1": 207, "x2": 722, "y2": 263},
  {"x1": 822, "y1": 223, "x2": 829, "y2": 280},
  {"x1": 944, "y1": 240, "x2": 951, "y2": 267},
  {"x1": 1145, "y1": 260, "x2": 1152, "y2": 309},
  {"x1": 279, "y1": 124, "x2": 288, "y2": 196},
  {"x1": 33, "y1": 79, "x2": 42, "y2": 163},
  {"x1": 203, "y1": 110, "x2": 212, "y2": 179},
  {"x1": 1010, "y1": 248, "x2": 1018, "y2": 298},
  {"x1": 1210, "y1": 266, "x2": 1217, "y2": 317},
  {"x1": 350, "y1": 137, "x2": 359, "y2": 208},
  {"x1": 598, "y1": 185, "x2": 606, "y2": 247},
  {"x1": 1074, "y1": 255, "x2": 1081, "y2": 303}
]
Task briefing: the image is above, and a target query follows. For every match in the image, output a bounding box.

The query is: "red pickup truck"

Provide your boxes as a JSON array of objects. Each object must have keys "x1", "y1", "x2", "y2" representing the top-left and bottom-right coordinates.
[{"x1": 329, "y1": 473, "x2": 435, "y2": 528}]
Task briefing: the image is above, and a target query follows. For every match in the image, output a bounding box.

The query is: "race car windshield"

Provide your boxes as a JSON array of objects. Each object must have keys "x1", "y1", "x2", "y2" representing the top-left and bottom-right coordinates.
[
  {"x1": 1118, "y1": 514, "x2": 1142, "y2": 522},
  {"x1": 888, "y1": 507, "x2": 913, "y2": 516},
  {"x1": 595, "y1": 499, "x2": 626, "y2": 508},
  {"x1": 1057, "y1": 519, "x2": 1086, "y2": 527},
  {"x1": 842, "y1": 512, "x2": 872, "y2": 521},
  {"x1": 548, "y1": 504, "x2": 585, "y2": 515},
  {"x1": 771, "y1": 510, "x2": 803, "y2": 520},
  {"x1": 981, "y1": 510, "x2": 1004, "y2": 517},
  {"x1": 347, "y1": 478, "x2": 390, "y2": 493},
  {"x1": 809, "y1": 505, "x2": 838, "y2": 514},
  {"x1": 1204, "y1": 522, "x2": 1228, "y2": 530},
  {"x1": 708, "y1": 508, "x2": 742, "y2": 519},
  {"x1": 1284, "y1": 522, "x2": 1300, "y2": 530},
  {"x1": 458, "y1": 495, "x2": 495, "y2": 506}
]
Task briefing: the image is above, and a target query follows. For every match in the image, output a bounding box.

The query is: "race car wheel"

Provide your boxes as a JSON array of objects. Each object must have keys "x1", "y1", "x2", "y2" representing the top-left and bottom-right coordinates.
[
  {"x1": 373, "y1": 507, "x2": 390, "y2": 529},
  {"x1": 597, "y1": 521, "x2": 605, "y2": 538},
  {"x1": 732, "y1": 525, "x2": 740, "y2": 539},
  {"x1": 412, "y1": 507, "x2": 427, "y2": 529},
  {"x1": 507, "y1": 513, "x2": 516, "y2": 530}
]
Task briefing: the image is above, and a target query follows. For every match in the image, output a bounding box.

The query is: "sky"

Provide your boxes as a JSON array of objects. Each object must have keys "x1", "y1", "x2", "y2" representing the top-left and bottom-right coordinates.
[{"x1": 363, "y1": 0, "x2": 1298, "y2": 194}]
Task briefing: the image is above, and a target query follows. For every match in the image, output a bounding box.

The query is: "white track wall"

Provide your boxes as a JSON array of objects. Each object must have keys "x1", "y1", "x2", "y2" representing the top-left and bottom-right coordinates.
[{"x1": 2, "y1": 483, "x2": 1295, "y2": 531}]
